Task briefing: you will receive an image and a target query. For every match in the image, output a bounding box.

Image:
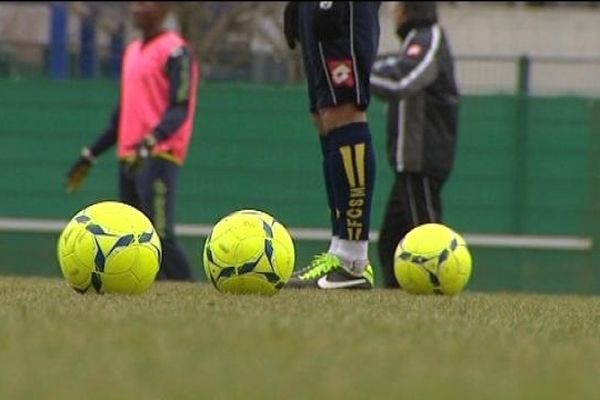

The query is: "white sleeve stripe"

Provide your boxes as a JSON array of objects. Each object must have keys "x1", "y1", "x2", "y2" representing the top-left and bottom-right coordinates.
[
  {"x1": 370, "y1": 24, "x2": 441, "y2": 92},
  {"x1": 395, "y1": 100, "x2": 406, "y2": 171}
]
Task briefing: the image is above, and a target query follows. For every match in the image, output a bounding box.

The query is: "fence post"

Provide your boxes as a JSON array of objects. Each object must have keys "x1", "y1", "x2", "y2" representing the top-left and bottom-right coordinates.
[
  {"x1": 517, "y1": 54, "x2": 530, "y2": 96},
  {"x1": 108, "y1": 24, "x2": 124, "y2": 79},
  {"x1": 80, "y1": 10, "x2": 97, "y2": 79},
  {"x1": 513, "y1": 54, "x2": 530, "y2": 234},
  {"x1": 49, "y1": 2, "x2": 69, "y2": 79},
  {"x1": 586, "y1": 100, "x2": 600, "y2": 293}
]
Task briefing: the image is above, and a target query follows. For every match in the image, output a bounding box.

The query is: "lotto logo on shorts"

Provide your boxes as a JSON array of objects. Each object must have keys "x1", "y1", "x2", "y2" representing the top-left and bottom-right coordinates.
[{"x1": 327, "y1": 60, "x2": 355, "y2": 87}]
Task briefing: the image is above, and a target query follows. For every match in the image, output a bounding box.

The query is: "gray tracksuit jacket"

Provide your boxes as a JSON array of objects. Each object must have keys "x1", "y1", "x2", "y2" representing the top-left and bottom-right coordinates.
[{"x1": 370, "y1": 23, "x2": 459, "y2": 180}]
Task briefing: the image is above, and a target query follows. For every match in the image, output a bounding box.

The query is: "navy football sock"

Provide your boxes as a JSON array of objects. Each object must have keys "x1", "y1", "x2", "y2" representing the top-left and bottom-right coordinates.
[
  {"x1": 319, "y1": 135, "x2": 339, "y2": 239},
  {"x1": 327, "y1": 122, "x2": 376, "y2": 244}
]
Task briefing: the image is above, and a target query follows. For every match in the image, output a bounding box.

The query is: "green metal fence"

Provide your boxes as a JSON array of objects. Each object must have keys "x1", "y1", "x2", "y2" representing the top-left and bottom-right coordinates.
[{"x1": 0, "y1": 79, "x2": 599, "y2": 293}]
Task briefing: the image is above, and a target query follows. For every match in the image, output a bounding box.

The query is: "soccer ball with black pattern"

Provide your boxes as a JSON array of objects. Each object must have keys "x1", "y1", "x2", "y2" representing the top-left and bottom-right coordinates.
[
  {"x1": 203, "y1": 210, "x2": 295, "y2": 296},
  {"x1": 57, "y1": 201, "x2": 161, "y2": 294},
  {"x1": 394, "y1": 223, "x2": 472, "y2": 295}
]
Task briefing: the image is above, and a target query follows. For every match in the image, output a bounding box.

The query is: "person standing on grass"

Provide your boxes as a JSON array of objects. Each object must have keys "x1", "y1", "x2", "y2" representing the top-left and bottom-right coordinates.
[
  {"x1": 65, "y1": 2, "x2": 199, "y2": 281},
  {"x1": 284, "y1": 1, "x2": 381, "y2": 289},
  {"x1": 370, "y1": 1, "x2": 460, "y2": 288}
]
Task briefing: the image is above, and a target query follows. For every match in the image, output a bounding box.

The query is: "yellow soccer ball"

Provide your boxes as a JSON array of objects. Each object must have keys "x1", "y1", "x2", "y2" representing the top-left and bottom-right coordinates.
[
  {"x1": 57, "y1": 201, "x2": 161, "y2": 294},
  {"x1": 394, "y1": 223, "x2": 472, "y2": 295},
  {"x1": 203, "y1": 209, "x2": 295, "y2": 296}
]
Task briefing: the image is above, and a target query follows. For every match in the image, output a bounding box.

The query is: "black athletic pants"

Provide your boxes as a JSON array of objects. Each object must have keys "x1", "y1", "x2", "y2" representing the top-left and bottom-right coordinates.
[
  {"x1": 119, "y1": 157, "x2": 193, "y2": 281},
  {"x1": 378, "y1": 172, "x2": 444, "y2": 288}
]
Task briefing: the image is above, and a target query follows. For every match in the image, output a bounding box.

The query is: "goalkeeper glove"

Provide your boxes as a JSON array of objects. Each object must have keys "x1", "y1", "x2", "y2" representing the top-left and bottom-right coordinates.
[
  {"x1": 313, "y1": 1, "x2": 346, "y2": 42},
  {"x1": 284, "y1": 2, "x2": 299, "y2": 50},
  {"x1": 66, "y1": 147, "x2": 95, "y2": 193}
]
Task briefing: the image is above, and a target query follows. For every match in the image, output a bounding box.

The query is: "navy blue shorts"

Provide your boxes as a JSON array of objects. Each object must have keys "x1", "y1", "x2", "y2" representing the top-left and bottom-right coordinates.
[{"x1": 298, "y1": 1, "x2": 381, "y2": 113}]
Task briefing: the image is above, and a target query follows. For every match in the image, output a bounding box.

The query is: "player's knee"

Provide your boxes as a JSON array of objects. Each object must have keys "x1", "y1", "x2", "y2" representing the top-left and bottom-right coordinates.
[{"x1": 319, "y1": 103, "x2": 367, "y2": 133}]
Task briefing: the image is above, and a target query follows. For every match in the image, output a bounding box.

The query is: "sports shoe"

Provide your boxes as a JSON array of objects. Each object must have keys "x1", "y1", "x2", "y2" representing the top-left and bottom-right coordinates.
[
  {"x1": 290, "y1": 252, "x2": 337, "y2": 279},
  {"x1": 286, "y1": 253, "x2": 374, "y2": 289}
]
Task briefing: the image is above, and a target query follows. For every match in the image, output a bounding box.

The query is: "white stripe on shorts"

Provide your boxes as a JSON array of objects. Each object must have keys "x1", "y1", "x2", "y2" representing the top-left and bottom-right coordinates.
[{"x1": 318, "y1": 42, "x2": 337, "y2": 106}]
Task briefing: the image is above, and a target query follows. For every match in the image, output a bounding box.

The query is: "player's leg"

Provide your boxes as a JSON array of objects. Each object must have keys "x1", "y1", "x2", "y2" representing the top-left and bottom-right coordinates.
[
  {"x1": 315, "y1": 114, "x2": 341, "y2": 254},
  {"x1": 289, "y1": 2, "x2": 380, "y2": 289},
  {"x1": 290, "y1": 107, "x2": 376, "y2": 289},
  {"x1": 412, "y1": 174, "x2": 444, "y2": 223},
  {"x1": 378, "y1": 173, "x2": 445, "y2": 288},
  {"x1": 317, "y1": 106, "x2": 376, "y2": 288},
  {"x1": 322, "y1": 2, "x2": 380, "y2": 286},
  {"x1": 377, "y1": 172, "x2": 413, "y2": 289},
  {"x1": 293, "y1": 115, "x2": 343, "y2": 273},
  {"x1": 305, "y1": 30, "x2": 341, "y2": 254},
  {"x1": 313, "y1": 112, "x2": 341, "y2": 254},
  {"x1": 118, "y1": 161, "x2": 142, "y2": 208},
  {"x1": 290, "y1": 5, "x2": 343, "y2": 280},
  {"x1": 135, "y1": 158, "x2": 194, "y2": 281}
]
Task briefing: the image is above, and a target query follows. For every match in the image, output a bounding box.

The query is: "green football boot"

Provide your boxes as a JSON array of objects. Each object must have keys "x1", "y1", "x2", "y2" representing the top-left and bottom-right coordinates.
[{"x1": 287, "y1": 253, "x2": 374, "y2": 289}]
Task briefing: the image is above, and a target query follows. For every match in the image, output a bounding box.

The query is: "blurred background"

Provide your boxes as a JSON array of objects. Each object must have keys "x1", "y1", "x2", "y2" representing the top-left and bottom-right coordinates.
[{"x1": 2, "y1": 1, "x2": 600, "y2": 293}]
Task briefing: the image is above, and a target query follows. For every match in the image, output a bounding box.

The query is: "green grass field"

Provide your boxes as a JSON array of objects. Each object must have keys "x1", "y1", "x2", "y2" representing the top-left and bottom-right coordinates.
[{"x1": 1, "y1": 277, "x2": 600, "y2": 400}]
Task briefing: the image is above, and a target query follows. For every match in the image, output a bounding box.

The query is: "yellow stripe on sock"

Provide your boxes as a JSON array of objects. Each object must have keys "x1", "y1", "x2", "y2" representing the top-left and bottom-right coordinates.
[
  {"x1": 354, "y1": 143, "x2": 366, "y2": 187},
  {"x1": 347, "y1": 228, "x2": 355, "y2": 240},
  {"x1": 340, "y1": 145, "x2": 357, "y2": 188}
]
